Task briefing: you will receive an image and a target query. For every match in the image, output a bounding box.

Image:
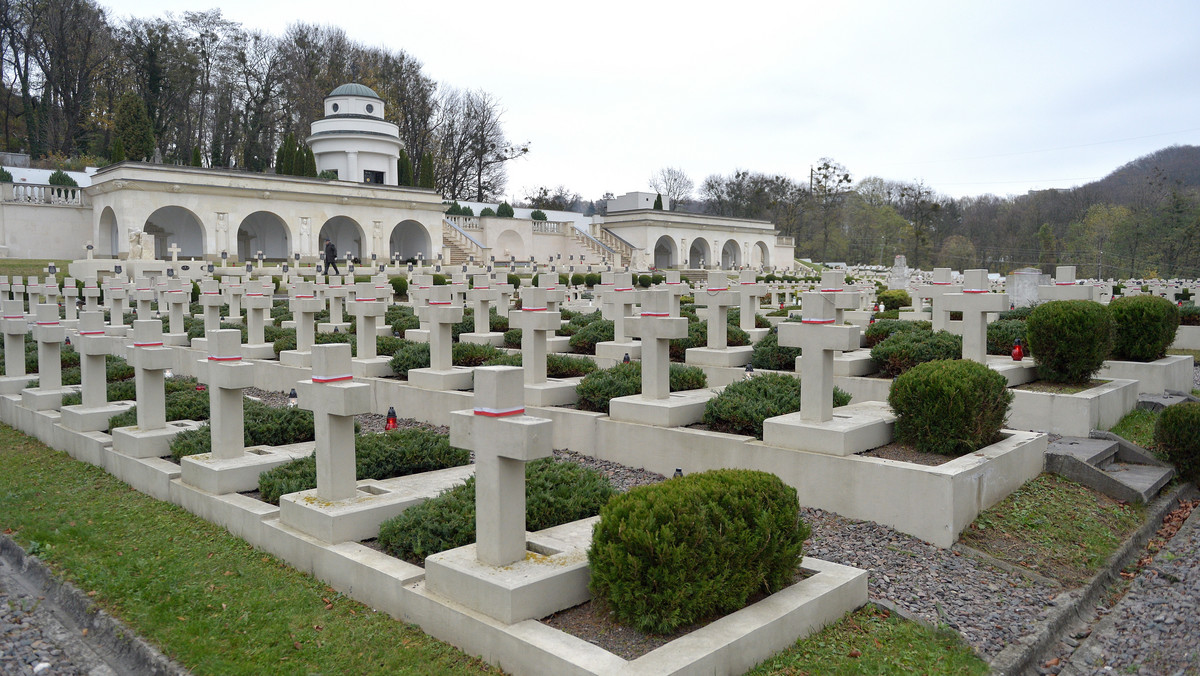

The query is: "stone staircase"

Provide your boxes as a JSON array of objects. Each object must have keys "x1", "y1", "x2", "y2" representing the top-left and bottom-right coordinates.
[
  {"x1": 1046, "y1": 433, "x2": 1174, "y2": 504},
  {"x1": 440, "y1": 234, "x2": 473, "y2": 266}
]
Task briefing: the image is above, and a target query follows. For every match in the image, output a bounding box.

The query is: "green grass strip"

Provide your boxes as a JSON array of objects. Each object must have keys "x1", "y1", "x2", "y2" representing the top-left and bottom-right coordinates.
[
  {"x1": 747, "y1": 604, "x2": 988, "y2": 675},
  {"x1": 1109, "y1": 407, "x2": 1160, "y2": 452},
  {"x1": 0, "y1": 424, "x2": 495, "y2": 675}
]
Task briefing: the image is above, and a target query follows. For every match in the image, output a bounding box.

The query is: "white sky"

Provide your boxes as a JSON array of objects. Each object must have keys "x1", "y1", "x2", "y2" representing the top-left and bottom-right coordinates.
[{"x1": 100, "y1": 0, "x2": 1200, "y2": 203}]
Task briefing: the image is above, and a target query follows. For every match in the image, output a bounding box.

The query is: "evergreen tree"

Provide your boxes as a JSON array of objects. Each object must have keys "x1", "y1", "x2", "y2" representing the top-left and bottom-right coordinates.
[
  {"x1": 497, "y1": 202, "x2": 515, "y2": 218},
  {"x1": 191, "y1": 146, "x2": 202, "y2": 167},
  {"x1": 110, "y1": 138, "x2": 125, "y2": 163},
  {"x1": 653, "y1": 193, "x2": 663, "y2": 210},
  {"x1": 278, "y1": 133, "x2": 297, "y2": 175},
  {"x1": 304, "y1": 147, "x2": 317, "y2": 177},
  {"x1": 114, "y1": 93, "x2": 155, "y2": 162},
  {"x1": 418, "y1": 151, "x2": 435, "y2": 189},
  {"x1": 397, "y1": 149, "x2": 414, "y2": 186}
]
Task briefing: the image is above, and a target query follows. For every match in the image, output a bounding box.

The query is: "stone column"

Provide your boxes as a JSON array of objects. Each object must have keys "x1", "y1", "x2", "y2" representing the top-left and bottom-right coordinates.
[{"x1": 298, "y1": 343, "x2": 371, "y2": 501}]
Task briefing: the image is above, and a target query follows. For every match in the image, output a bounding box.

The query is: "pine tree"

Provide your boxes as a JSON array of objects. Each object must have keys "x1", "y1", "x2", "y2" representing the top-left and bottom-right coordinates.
[
  {"x1": 278, "y1": 133, "x2": 297, "y2": 175},
  {"x1": 418, "y1": 151, "x2": 435, "y2": 189},
  {"x1": 110, "y1": 138, "x2": 125, "y2": 163},
  {"x1": 304, "y1": 147, "x2": 317, "y2": 177},
  {"x1": 114, "y1": 93, "x2": 155, "y2": 162},
  {"x1": 191, "y1": 146, "x2": 202, "y2": 167},
  {"x1": 397, "y1": 149, "x2": 414, "y2": 186},
  {"x1": 653, "y1": 193, "x2": 663, "y2": 210}
]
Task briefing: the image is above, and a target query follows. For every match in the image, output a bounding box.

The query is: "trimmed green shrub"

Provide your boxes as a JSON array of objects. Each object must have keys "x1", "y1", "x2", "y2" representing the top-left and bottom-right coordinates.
[
  {"x1": 749, "y1": 330, "x2": 801, "y2": 371},
  {"x1": 727, "y1": 308, "x2": 770, "y2": 329},
  {"x1": 1179, "y1": 305, "x2": 1200, "y2": 327},
  {"x1": 870, "y1": 330, "x2": 962, "y2": 378},
  {"x1": 479, "y1": 207, "x2": 496, "y2": 217},
  {"x1": 1025, "y1": 300, "x2": 1113, "y2": 384},
  {"x1": 452, "y1": 342, "x2": 504, "y2": 367},
  {"x1": 668, "y1": 321, "x2": 749, "y2": 362},
  {"x1": 702, "y1": 372, "x2": 849, "y2": 439},
  {"x1": 389, "y1": 341, "x2": 429, "y2": 378},
  {"x1": 1154, "y1": 402, "x2": 1200, "y2": 485},
  {"x1": 874, "y1": 309, "x2": 900, "y2": 320},
  {"x1": 637, "y1": 274, "x2": 653, "y2": 288},
  {"x1": 503, "y1": 328, "x2": 522, "y2": 348},
  {"x1": 878, "y1": 289, "x2": 911, "y2": 311},
  {"x1": 584, "y1": 273, "x2": 601, "y2": 288},
  {"x1": 1108, "y1": 296, "x2": 1179, "y2": 362},
  {"x1": 569, "y1": 319, "x2": 614, "y2": 354},
  {"x1": 999, "y1": 304, "x2": 1036, "y2": 321},
  {"x1": 389, "y1": 276, "x2": 408, "y2": 298},
  {"x1": 484, "y1": 352, "x2": 597, "y2": 378},
  {"x1": 530, "y1": 209, "x2": 547, "y2": 221},
  {"x1": 379, "y1": 458, "x2": 615, "y2": 563},
  {"x1": 169, "y1": 400, "x2": 316, "y2": 462},
  {"x1": 497, "y1": 202, "x2": 515, "y2": 218},
  {"x1": 431, "y1": 274, "x2": 448, "y2": 286},
  {"x1": 576, "y1": 361, "x2": 707, "y2": 413},
  {"x1": 888, "y1": 359, "x2": 1013, "y2": 456},
  {"x1": 986, "y1": 319, "x2": 1027, "y2": 356},
  {"x1": 258, "y1": 428, "x2": 469, "y2": 505},
  {"x1": 108, "y1": 385, "x2": 210, "y2": 429},
  {"x1": 863, "y1": 319, "x2": 930, "y2": 348},
  {"x1": 766, "y1": 305, "x2": 801, "y2": 317},
  {"x1": 570, "y1": 273, "x2": 586, "y2": 287},
  {"x1": 588, "y1": 469, "x2": 808, "y2": 634}
]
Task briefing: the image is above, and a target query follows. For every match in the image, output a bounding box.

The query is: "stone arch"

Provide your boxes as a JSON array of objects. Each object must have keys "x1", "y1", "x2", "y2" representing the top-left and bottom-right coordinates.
[
  {"x1": 752, "y1": 240, "x2": 771, "y2": 268},
  {"x1": 99, "y1": 206, "x2": 118, "y2": 258},
  {"x1": 318, "y1": 216, "x2": 364, "y2": 262},
  {"x1": 143, "y1": 206, "x2": 205, "y2": 259},
  {"x1": 388, "y1": 219, "x2": 432, "y2": 262},
  {"x1": 653, "y1": 235, "x2": 677, "y2": 269},
  {"x1": 236, "y1": 211, "x2": 291, "y2": 262},
  {"x1": 721, "y1": 239, "x2": 741, "y2": 269},
  {"x1": 688, "y1": 238, "x2": 711, "y2": 269},
  {"x1": 494, "y1": 229, "x2": 526, "y2": 262}
]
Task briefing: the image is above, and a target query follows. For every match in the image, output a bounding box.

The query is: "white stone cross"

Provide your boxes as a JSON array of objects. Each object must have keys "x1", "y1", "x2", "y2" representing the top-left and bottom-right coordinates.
[
  {"x1": 818, "y1": 270, "x2": 861, "y2": 324},
  {"x1": 371, "y1": 273, "x2": 393, "y2": 306},
  {"x1": 2, "y1": 300, "x2": 28, "y2": 377},
  {"x1": 198, "y1": 329, "x2": 255, "y2": 460},
  {"x1": 661, "y1": 270, "x2": 689, "y2": 317},
  {"x1": 82, "y1": 277, "x2": 101, "y2": 313},
  {"x1": 32, "y1": 303, "x2": 65, "y2": 392},
  {"x1": 467, "y1": 274, "x2": 499, "y2": 335},
  {"x1": 919, "y1": 268, "x2": 961, "y2": 331},
  {"x1": 449, "y1": 366, "x2": 551, "y2": 566},
  {"x1": 133, "y1": 277, "x2": 156, "y2": 321},
  {"x1": 536, "y1": 273, "x2": 566, "y2": 312},
  {"x1": 693, "y1": 271, "x2": 738, "y2": 349},
  {"x1": 600, "y1": 272, "x2": 637, "y2": 343},
  {"x1": 62, "y1": 278, "x2": 79, "y2": 321},
  {"x1": 127, "y1": 320, "x2": 173, "y2": 431},
  {"x1": 628, "y1": 289, "x2": 688, "y2": 400},
  {"x1": 290, "y1": 281, "x2": 322, "y2": 353},
  {"x1": 164, "y1": 279, "x2": 189, "y2": 336},
  {"x1": 74, "y1": 311, "x2": 112, "y2": 409},
  {"x1": 349, "y1": 281, "x2": 384, "y2": 360},
  {"x1": 221, "y1": 277, "x2": 245, "y2": 323},
  {"x1": 508, "y1": 287, "x2": 560, "y2": 385},
  {"x1": 736, "y1": 269, "x2": 765, "y2": 332},
  {"x1": 242, "y1": 280, "x2": 274, "y2": 346},
  {"x1": 942, "y1": 269, "x2": 1009, "y2": 364},
  {"x1": 325, "y1": 277, "x2": 348, "y2": 325},
  {"x1": 105, "y1": 278, "x2": 130, "y2": 330},
  {"x1": 198, "y1": 278, "x2": 223, "y2": 335},
  {"x1": 780, "y1": 292, "x2": 860, "y2": 423},
  {"x1": 418, "y1": 285, "x2": 464, "y2": 371},
  {"x1": 1038, "y1": 265, "x2": 1094, "y2": 302},
  {"x1": 298, "y1": 344, "x2": 371, "y2": 501},
  {"x1": 167, "y1": 242, "x2": 181, "y2": 263}
]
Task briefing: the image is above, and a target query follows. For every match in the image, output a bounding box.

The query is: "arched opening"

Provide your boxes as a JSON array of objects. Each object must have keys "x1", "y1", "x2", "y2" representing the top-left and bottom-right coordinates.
[
  {"x1": 143, "y1": 206, "x2": 205, "y2": 259},
  {"x1": 389, "y1": 220, "x2": 432, "y2": 262},
  {"x1": 653, "y1": 235, "x2": 677, "y2": 269},
  {"x1": 721, "y1": 239, "x2": 741, "y2": 269},
  {"x1": 688, "y1": 239, "x2": 711, "y2": 269},
  {"x1": 752, "y1": 241, "x2": 771, "y2": 268},
  {"x1": 494, "y1": 230, "x2": 526, "y2": 262},
  {"x1": 99, "y1": 207, "x2": 118, "y2": 257},
  {"x1": 236, "y1": 211, "x2": 290, "y2": 262},
  {"x1": 318, "y1": 216, "x2": 364, "y2": 262}
]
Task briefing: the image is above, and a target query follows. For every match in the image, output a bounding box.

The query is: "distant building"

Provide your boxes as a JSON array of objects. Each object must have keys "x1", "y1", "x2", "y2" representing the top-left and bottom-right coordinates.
[{"x1": 605, "y1": 192, "x2": 669, "y2": 213}]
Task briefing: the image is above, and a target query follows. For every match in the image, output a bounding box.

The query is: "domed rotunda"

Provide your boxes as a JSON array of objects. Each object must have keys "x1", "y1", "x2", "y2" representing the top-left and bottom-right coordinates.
[{"x1": 308, "y1": 83, "x2": 403, "y2": 185}]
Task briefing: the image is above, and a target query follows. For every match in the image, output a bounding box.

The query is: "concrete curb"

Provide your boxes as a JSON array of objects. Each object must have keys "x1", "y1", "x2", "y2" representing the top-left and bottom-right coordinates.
[
  {"x1": 988, "y1": 481, "x2": 1198, "y2": 676},
  {"x1": 0, "y1": 535, "x2": 188, "y2": 676},
  {"x1": 952, "y1": 542, "x2": 1063, "y2": 589}
]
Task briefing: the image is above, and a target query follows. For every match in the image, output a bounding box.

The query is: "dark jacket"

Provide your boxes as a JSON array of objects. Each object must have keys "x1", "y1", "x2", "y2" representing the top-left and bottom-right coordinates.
[{"x1": 323, "y1": 241, "x2": 337, "y2": 263}]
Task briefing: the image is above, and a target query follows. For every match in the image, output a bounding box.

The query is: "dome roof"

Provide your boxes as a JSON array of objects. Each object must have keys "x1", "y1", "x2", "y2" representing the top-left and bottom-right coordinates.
[{"x1": 328, "y1": 83, "x2": 381, "y2": 99}]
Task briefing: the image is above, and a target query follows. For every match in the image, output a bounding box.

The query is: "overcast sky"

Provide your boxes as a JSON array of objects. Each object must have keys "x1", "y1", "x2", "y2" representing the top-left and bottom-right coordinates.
[{"x1": 101, "y1": 0, "x2": 1200, "y2": 203}]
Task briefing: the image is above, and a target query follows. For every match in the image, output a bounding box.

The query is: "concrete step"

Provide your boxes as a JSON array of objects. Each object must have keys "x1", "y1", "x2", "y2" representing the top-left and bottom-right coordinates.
[
  {"x1": 1047, "y1": 436, "x2": 1119, "y2": 466},
  {"x1": 1099, "y1": 462, "x2": 1175, "y2": 503},
  {"x1": 1137, "y1": 392, "x2": 1192, "y2": 412}
]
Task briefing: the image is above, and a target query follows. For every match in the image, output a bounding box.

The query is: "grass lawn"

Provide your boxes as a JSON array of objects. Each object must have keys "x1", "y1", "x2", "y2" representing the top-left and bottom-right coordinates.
[
  {"x1": 0, "y1": 424, "x2": 496, "y2": 675},
  {"x1": 1109, "y1": 408, "x2": 1160, "y2": 453},
  {"x1": 960, "y1": 474, "x2": 1144, "y2": 587},
  {"x1": 0, "y1": 258, "x2": 72, "y2": 283},
  {"x1": 748, "y1": 604, "x2": 988, "y2": 675}
]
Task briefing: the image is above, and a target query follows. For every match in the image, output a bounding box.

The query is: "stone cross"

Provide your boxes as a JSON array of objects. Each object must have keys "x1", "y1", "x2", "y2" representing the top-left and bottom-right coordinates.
[
  {"x1": 325, "y1": 277, "x2": 348, "y2": 325},
  {"x1": 1038, "y1": 265, "x2": 1094, "y2": 302},
  {"x1": 600, "y1": 272, "x2": 637, "y2": 343},
  {"x1": 349, "y1": 281, "x2": 385, "y2": 360},
  {"x1": 105, "y1": 278, "x2": 129, "y2": 332},
  {"x1": 818, "y1": 270, "x2": 860, "y2": 324},
  {"x1": 371, "y1": 274, "x2": 393, "y2": 306},
  {"x1": 449, "y1": 366, "x2": 551, "y2": 566},
  {"x1": 133, "y1": 277, "x2": 155, "y2": 320},
  {"x1": 298, "y1": 344, "x2": 371, "y2": 501},
  {"x1": 918, "y1": 268, "x2": 961, "y2": 330},
  {"x1": 662, "y1": 270, "x2": 688, "y2": 317},
  {"x1": 418, "y1": 285, "x2": 463, "y2": 371},
  {"x1": 942, "y1": 269, "x2": 1009, "y2": 364},
  {"x1": 2, "y1": 300, "x2": 27, "y2": 377},
  {"x1": 221, "y1": 277, "x2": 245, "y2": 323},
  {"x1": 167, "y1": 242, "x2": 181, "y2": 263},
  {"x1": 290, "y1": 281, "x2": 322, "y2": 353},
  {"x1": 11, "y1": 276, "x2": 26, "y2": 313},
  {"x1": 199, "y1": 329, "x2": 255, "y2": 460},
  {"x1": 32, "y1": 303, "x2": 65, "y2": 394},
  {"x1": 62, "y1": 278, "x2": 79, "y2": 321},
  {"x1": 0, "y1": 276, "x2": 9, "y2": 301},
  {"x1": 242, "y1": 281, "x2": 273, "y2": 346},
  {"x1": 693, "y1": 271, "x2": 738, "y2": 349},
  {"x1": 164, "y1": 279, "x2": 189, "y2": 336},
  {"x1": 467, "y1": 274, "x2": 499, "y2": 335},
  {"x1": 509, "y1": 287, "x2": 560, "y2": 385},
  {"x1": 127, "y1": 320, "x2": 172, "y2": 431},
  {"x1": 536, "y1": 273, "x2": 566, "y2": 312},
  {"x1": 628, "y1": 289, "x2": 688, "y2": 400},
  {"x1": 736, "y1": 269, "x2": 765, "y2": 332},
  {"x1": 409, "y1": 274, "x2": 434, "y2": 330},
  {"x1": 74, "y1": 311, "x2": 111, "y2": 409},
  {"x1": 82, "y1": 277, "x2": 101, "y2": 312},
  {"x1": 780, "y1": 292, "x2": 860, "y2": 423},
  {"x1": 492, "y1": 273, "x2": 515, "y2": 319},
  {"x1": 198, "y1": 278, "x2": 223, "y2": 335}
]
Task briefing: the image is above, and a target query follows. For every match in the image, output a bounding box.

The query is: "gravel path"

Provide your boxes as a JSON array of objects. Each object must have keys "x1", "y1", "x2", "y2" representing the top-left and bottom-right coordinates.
[
  {"x1": 1063, "y1": 503, "x2": 1200, "y2": 675},
  {"x1": 1193, "y1": 362, "x2": 1199, "y2": 388},
  {"x1": 0, "y1": 557, "x2": 100, "y2": 676}
]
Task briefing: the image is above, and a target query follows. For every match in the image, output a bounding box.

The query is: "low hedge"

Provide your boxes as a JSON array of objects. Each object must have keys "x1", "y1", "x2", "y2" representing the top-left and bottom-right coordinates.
[
  {"x1": 869, "y1": 330, "x2": 962, "y2": 378},
  {"x1": 749, "y1": 330, "x2": 801, "y2": 371},
  {"x1": 877, "y1": 289, "x2": 911, "y2": 311},
  {"x1": 378, "y1": 458, "x2": 615, "y2": 564},
  {"x1": 1154, "y1": 402, "x2": 1200, "y2": 485},
  {"x1": 588, "y1": 469, "x2": 807, "y2": 634},
  {"x1": 168, "y1": 400, "x2": 317, "y2": 462},
  {"x1": 481, "y1": 352, "x2": 598, "y2": 378},
  {"x1": 108, "y1": 385, "x2": 210, "y2": 429},
  {"x1": 888, "y1": 359, "x2": 1013, "y2": 456},
  {"x1": 257, "y1": 428, "x2": 469, "y2": 505},
  {"x1": 568, "y1": 319, "x2": 614, "y2": 354},
  {"x1": 701, "y1": 372, "x2": 850, "y2": 439},
  {"x1": 1108, "y1": 295, "x2": 1179, "y2": 362},
  {"x1": 668, "y1": 321, "x2": 749, "y2": 361},
  {"x1": 863, "y1": 319, "x2": 930, "y2": 348},
  {"x1": 576, "y1": 361, "x2": 707, "y2": 414},
  {"x1": 726, "y1": 308, "x2": 770, "y2": 329},
  {"x1": 1179, "y1": 305, "x2": 1200, "y2": 327},
  {"x1": 986, "y1": 319, "x2": 1027, "y2": 356},
  {"x1": 387, "y1": 340, "x2": 504, "y2": 377},
  {"x1": 1025, "y1": 300, "x2": 1113, "y2": 383}
]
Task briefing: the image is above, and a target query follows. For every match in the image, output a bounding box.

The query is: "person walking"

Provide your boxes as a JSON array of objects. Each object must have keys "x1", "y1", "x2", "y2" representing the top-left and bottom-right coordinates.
[{"x1": 323, "y1": 238, "x2": 340, "y2": 275}]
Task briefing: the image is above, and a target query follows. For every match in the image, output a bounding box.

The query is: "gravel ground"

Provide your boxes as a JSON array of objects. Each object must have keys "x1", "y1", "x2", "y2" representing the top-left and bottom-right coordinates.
[
  {"x1": 0, "y1": 558, "x2": 93, "y2": 676},
  {"x1": 1193, "y1": 362, "x2": 1199, "y2": 388},
  {"x1": 1063, "y1": 502, "x2": 1200, "y2": 675}
]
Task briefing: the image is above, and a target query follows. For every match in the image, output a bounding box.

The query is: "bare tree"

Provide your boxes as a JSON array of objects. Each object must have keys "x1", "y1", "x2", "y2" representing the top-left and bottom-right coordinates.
[{"x1": 648, "y1": 166, "x2": 693, "y2": 211}]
